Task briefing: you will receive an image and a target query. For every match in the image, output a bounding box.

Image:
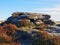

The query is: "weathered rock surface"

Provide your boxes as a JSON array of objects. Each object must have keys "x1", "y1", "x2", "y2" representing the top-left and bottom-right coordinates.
[{"x1": 0, "y1": 12, "x2": 60, "y2": 45}]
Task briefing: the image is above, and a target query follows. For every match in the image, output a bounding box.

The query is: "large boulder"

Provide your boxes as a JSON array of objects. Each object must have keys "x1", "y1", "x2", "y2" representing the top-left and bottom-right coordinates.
[{"x1": 0, "y1": 12, "x2": 60, "y2": 45}]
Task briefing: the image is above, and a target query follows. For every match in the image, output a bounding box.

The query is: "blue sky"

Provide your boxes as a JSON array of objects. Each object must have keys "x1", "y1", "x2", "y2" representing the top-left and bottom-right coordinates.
[{"x1": 0, "y1": 0, "x2": 60, "y2": 21}]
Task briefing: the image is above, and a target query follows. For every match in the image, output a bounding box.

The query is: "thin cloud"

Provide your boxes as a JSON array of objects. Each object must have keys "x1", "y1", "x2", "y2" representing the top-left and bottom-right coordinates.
[
  {"x1": 34, "y1": 5, "x2": 60, "y2": 21},
  {"x1": 34, "y1": 7, "x2": 60, "y2": 12}
]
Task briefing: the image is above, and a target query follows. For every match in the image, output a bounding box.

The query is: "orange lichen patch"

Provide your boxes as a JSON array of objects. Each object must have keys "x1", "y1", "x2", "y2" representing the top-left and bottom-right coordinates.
[
  {"x1": 0, "y1": 26, "x2": 6, "y2": 33},
  {"x1": 0, "y1": 43, "x2": 21, "y2": 45},
  {"x1": 6, "y1": 23, "x2": 20, "y2": 30},
  {"x1": 2, "y1": 34, "x2": 12, "y2": 42}
]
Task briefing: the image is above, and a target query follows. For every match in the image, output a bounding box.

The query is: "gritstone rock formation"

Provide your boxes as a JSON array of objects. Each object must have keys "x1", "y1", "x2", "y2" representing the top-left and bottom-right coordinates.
[{"x1": 0, "y1": 12, "x2": 60, "y2": 45}]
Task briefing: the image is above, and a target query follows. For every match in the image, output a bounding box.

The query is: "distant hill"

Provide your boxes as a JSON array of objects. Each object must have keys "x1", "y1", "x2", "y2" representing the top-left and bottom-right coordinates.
[
  {"x1": 0, "y1": 20, "x2": 5, "y2": 23},
  {"x1": 55, "y1": 21, "x2": 60, "y2": 24}
]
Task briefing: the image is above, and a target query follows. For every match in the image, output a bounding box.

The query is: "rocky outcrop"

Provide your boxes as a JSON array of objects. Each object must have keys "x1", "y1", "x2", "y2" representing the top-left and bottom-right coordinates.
[{"x1": 0, "y1": 12, "x2": 60, "y2": 45}]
